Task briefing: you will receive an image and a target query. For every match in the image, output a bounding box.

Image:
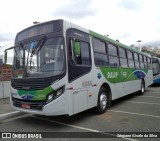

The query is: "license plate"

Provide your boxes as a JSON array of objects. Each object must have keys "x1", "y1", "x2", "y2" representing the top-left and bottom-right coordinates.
[{"x1": 21, "y1": 103, "x2": 30, "y2": 109}]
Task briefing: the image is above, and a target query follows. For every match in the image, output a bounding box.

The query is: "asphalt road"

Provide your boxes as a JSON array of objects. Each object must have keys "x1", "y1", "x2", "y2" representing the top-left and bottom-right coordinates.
[{"x1": 0, "y1": 86, "x2": 160, "y2": 141}]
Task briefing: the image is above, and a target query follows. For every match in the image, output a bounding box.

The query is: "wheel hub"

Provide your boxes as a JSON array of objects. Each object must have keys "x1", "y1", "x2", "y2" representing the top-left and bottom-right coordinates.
[{"x1": 100, "y1": 93, "x2": 107, "y2": 110}]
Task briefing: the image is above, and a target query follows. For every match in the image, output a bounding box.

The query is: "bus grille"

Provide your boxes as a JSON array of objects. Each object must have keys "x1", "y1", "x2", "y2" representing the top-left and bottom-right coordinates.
[
  {"x1": 11, "y1": 78, "x2": 52, "y2": 90},
  {"x1": 11, "y1": 74, "x2": 65, "y2": 90},
  {"x1": 12, "y1": 98, "x2": 45, "y2": 110}
]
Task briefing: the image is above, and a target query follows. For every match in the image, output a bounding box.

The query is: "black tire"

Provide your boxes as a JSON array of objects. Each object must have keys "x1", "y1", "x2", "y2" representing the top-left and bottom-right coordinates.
[
  {"x1": 138, "y1": 80, "x2": 145, "y2": 95},
  {"x1": 94, "y1": 87, "x2": 109, "y2": 114}
]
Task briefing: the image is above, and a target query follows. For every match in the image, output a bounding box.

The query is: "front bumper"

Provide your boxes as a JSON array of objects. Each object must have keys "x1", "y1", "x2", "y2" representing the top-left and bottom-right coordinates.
[{"x1": 11, "y1": 96, "x2": 69, "y2": 116}]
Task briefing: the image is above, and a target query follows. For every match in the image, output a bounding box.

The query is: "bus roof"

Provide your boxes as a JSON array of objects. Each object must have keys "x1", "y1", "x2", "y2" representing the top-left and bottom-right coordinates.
[
  {"x1": 15, "y1": 19, "x2": 151, "y2": 58},
  {"x1": 89, "y1": 30, "x2": 150, "y2": 57}
]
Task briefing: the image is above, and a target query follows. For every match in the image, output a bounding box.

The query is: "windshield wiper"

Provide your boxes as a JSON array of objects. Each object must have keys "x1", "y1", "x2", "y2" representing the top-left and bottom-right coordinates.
[{"x1": 31, "y1": 36, "x2": 46, "y2": 56}]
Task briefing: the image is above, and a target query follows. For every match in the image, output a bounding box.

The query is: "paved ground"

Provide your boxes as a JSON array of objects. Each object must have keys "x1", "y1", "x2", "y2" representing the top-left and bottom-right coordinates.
[
  {"x1": 0, "y1": 86, "x2": 160, "y2": 141},
  {"x1": 0, "y1": 98, "x2": 15, "y2": 115}
]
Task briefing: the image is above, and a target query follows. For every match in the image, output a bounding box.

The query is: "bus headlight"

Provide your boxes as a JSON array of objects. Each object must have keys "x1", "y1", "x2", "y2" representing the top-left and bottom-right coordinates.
[
  {"x1": 55, "y1": 88, "x2": 63, "y2": 98},
  {"x1": 47, "y1": 86, "x2": 65, "y2": 103},
  {"x1": 48, "y1": 94, "x2": 53, "y2": 101}
]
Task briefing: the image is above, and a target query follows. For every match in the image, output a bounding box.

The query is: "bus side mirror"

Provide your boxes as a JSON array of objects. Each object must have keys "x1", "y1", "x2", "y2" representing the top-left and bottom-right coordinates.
[{"x1": 4, "y1": 46, "x2": 15, "y2": 64}]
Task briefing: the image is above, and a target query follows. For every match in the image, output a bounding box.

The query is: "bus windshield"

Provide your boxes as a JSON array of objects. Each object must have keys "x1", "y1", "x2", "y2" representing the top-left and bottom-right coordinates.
[{"x1": 12, "y1": 37, "x2": 65, "y2": 78}]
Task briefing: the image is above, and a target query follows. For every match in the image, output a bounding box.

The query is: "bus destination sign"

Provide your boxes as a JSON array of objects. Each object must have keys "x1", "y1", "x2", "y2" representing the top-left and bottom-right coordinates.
[{"x1": 16, "y1": 21, "x2": 61, "y2": 42}]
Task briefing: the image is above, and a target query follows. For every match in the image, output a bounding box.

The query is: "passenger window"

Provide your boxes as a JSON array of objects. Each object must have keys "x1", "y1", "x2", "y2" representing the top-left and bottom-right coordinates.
[
  {"x1": 139, "y1": 55, "x2": 143, "y2": 62},
  {"x1": 93, "y1": 38, "x2": 106, "y2": 53},
  {"x1": 93, "y1": 38, "x2": 108, "y2": 66},
  {"x1": 120, "y1": 58, "x2": 128, "y2": 68},
  {"x1": 134, "y1": 53, "x2": 139, "y2": 60},
  {"x1": 119, "y1": 47, "x2": 128, "y2": 68},
  {"x1": 109, "y1": 56, "x2": 120, "y2": 67},
  {"x1": 94, "y1": 53, "x2": 108, "y2": 66},
  {"x1": 127, "y1": 51, "x2": 135, "y2": 68},
  {"x1": 108, "y1": 44, "x2": 118, "y2": 56},
  {"x1": 127, "y1": 51, "x2": 133, "y2": 59},
  {"x1": 133, "y1": 53, "x2": 140, "y2": 69},
  {"x1": 128, "y1": 60, "x2": 135, "y2": 68},
  {"x1": 119, "y1": 48, "x2": 126, "y2": 58},
  {"x1": 108, "y1": 43, "x2": 119, "y2": 67},
  {"x1": 144, "y1": 56, "x2": 148, "y2": 68},
  {"x1": 140, "y1": 62, "x2": 144, "y2": 69},
  {"x1": 135, "y1": 61, "x2": 140, "y2": 68},
  {"x1": 147, "y1": 58, "x2": 152, "y2": 69},
  {"x1": 139, "y1": 55, "x2": 144, "y2": 69}
]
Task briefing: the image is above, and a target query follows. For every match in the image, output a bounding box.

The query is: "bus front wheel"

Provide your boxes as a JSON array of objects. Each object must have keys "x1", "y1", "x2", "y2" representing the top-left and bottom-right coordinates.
[{"x1": 94, "y1": 87, "x2": 109, "y2": 114}]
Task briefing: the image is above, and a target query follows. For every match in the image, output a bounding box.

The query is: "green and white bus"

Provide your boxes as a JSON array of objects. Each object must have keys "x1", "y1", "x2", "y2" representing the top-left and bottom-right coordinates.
[
  {"x1": 152, "y1": 56, "x2": 160, "y2": 85},
  {"x1": 11, "y1": 19, "x2": 153, "y2": 116}
]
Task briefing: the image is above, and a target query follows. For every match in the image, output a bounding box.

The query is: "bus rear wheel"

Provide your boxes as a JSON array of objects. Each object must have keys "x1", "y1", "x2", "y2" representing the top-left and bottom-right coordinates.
[
  {"x1": 94, "y1": 87, "x2": 109, "y2": 114},
  {"x1": 138, "y1": 80, "x2": 145, "y2": 95}
]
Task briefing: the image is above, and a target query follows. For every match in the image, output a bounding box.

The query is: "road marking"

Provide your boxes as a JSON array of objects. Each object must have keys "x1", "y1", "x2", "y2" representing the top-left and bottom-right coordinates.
[
  {"x1": 2, "y1": 114, "x2": 31, "y2": 123},
  {"x1": 125, "y1": 101, "x2": 160, "y2": 106},
  {"x1": 109, "y1": 110, "x2": 160, "y2": 119},
  {"x1": 32, "y1": 115, "x2": 138, "y2": 141},
  {"x1": 146, "y1": 88, "x2": 160, "y2": 90},
  {"x1": 0, "y1": 111, "x2": 20, "y2": 120},
  {"x1": 141, "y1": 96, "x2": 160, "y2": 99},
  {"x1": 145, "y1": 92, "x2": 160, "y2": 94}
]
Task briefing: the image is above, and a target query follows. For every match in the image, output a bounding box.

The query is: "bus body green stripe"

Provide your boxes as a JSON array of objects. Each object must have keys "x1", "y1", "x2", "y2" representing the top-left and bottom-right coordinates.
[{"x1": 100, "y1": 67, "x2": 148, "y2": 83}]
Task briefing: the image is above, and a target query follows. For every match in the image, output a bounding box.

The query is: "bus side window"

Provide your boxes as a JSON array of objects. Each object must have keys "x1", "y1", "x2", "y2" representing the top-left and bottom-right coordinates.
[
  {"x1": 93, "y1": 38, "x2": 108, "y2": 66},
  {"x1": 134, "y1": 53, "x2": 140, "y2": 69},
  {"x1": 119, "y1": 47, "x2": 128, "y2": 68},
  {"x1": 108, "y1": 43, "x2": 119, "y2": 67},
  {"x1": 144, "y1": 56, "x2": 148, "y2": 68},
  {"x1": 139, "y1": 55, "x2": 144, "y2": 69},
  {"x1": 127, "y1": 50, "x2": 135, "y2": 68},
  {"x1": 148, "y1": 58, "x2": 152, "y2": 70}
]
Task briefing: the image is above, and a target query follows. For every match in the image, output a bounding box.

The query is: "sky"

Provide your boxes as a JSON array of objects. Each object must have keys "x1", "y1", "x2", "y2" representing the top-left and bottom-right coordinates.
[{"x1": 0, "y1": 0, "x2": 160, "y2": 54}]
